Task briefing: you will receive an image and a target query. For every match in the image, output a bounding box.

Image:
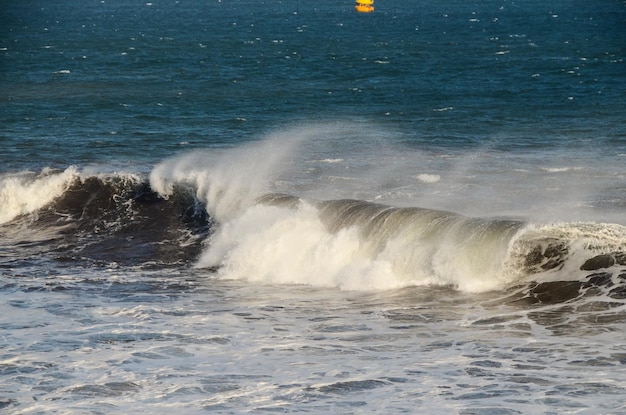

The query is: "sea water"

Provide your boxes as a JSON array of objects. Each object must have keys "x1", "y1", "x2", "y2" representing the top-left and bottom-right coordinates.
[{"x1": 1, "y1": 0, "x2": 625, "y2": 413}]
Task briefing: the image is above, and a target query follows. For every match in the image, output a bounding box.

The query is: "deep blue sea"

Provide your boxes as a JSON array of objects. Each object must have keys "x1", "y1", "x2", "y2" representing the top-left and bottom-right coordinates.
[{"x1": 2, "y1": 1, "x2": 626, "y2": 413}]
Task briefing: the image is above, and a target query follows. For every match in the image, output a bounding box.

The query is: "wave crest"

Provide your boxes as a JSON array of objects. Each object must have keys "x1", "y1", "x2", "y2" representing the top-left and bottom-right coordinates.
[
  {"x1": 0, "y1": 167, "x2": 79, "y2": 224},
  {"x1": 0, "y1": 170, "x2": 210, "y2": 267},
  {"x1": 199, "y1": 194, "x2": 626, "y2": 293}
]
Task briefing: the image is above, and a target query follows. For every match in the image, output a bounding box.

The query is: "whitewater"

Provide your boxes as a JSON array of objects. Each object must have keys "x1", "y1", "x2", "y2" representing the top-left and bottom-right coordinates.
[{"x1": 3, "y1": 126, "x2": 625, "y2": 291}]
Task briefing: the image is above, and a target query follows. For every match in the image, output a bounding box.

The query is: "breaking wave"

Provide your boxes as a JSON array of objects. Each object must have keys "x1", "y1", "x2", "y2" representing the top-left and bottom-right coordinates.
[
  {"x1": 2, "y1": 149, "x2": 625, "y2": 297},
  {"x1": 196, "y1": 193, "x2": 626, "y2": 293},
  {"x1": 0, "y1": 167, "x2": 79, "y2": 225},
  {"x1": 0, "y1": 168, "x2": 210, "y2": 267}
]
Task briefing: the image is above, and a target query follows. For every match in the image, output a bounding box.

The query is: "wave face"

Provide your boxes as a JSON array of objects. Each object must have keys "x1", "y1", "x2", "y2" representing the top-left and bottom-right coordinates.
[{"x1": 0, "y1": 169, "x2": 210, "y2": 268}]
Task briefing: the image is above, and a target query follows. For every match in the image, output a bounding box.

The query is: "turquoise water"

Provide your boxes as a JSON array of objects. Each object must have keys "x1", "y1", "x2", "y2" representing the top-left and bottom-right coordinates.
[{"x1": 2, "y1": 1, "x2": 626, "y2": 413}]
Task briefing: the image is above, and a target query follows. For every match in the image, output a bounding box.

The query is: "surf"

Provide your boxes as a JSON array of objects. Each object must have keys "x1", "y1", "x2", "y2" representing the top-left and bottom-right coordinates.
[
  {"x1": 145, "y1": 129, "x2": 626, "y2": 293},
  {"x1": 192, "y1": 191, "x2": 626, "y2": 293},
  {"x1": 0, "y1": 167, "x2": 80, "y2": 225},
  {"x1": 0, "y1": 168, "x2": 210, "y2": 267},
  {"x1": 3, "y1": 126, "x2": 625, "y2": 294}
]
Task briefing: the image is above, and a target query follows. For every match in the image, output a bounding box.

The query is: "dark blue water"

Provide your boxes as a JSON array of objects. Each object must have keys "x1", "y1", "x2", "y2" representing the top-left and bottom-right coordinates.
[
  {"x1": 3, "y1": 0, "x2": 624, "y2": 170},
  {"x1": 2, "y1": 1, "x2": 626, "y2": 413}
]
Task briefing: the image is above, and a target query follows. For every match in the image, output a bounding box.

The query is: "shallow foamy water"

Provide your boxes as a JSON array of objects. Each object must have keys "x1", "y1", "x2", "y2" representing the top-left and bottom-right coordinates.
[{"x1": 2, "y1": 268, "x2": 625, "y2": 414}]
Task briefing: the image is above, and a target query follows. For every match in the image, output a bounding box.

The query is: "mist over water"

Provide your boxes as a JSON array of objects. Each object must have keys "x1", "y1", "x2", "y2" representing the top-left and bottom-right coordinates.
[{"x1": 150, "y1": 121, "x2": 626, "y2": 222}]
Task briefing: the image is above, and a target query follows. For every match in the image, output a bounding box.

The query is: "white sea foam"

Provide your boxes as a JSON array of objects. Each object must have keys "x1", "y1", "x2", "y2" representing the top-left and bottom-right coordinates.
[
  {"x1": 315, "y1": 158, "x2": 344, "y2": 163},
  {"x1": 506, "y1": 221, "x2": 626, "y2": 284},
  {"x1": 193, "y1": 192, "x2": 525, "y2": 292},
  {"x1": 0, "y1": 167, "x2": 79, "y2": 224},
  {"x1": 540, "y1": 166, "x2": 578, "y2": 173},
  {"x1": 145, "y1": 123, "x2": 626, "y2": 292},
  {"x1": 197, "y1": 203, "x2": 405, "y2": 291},
  {"x1": 415, "y1": 173, "x2": 441, "y2": 183}
]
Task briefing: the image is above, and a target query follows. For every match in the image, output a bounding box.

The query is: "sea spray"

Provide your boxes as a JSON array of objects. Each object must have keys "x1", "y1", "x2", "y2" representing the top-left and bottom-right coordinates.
[
  {"x1": 149, "y1": 128, "x2": 314, "y2": 222},
  {"x1": 146, "y1": 128, "x2": 626, "y2": 292},
  {"x1": 506, "y1": 222, "x2": 626, "y2": 282},
  {"x1": 0, "y1": 167, "x2": 79, "y2": 225}
]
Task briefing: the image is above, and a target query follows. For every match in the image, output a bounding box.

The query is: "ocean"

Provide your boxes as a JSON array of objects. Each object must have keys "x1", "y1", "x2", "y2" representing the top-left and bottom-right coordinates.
[{"x1": 1, "y1": 0, "x2": 626, "y2": 413}]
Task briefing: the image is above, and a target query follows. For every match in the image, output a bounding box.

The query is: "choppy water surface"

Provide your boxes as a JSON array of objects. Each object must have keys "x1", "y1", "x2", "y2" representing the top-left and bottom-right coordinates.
[
  {"x1": 2, "y1": 0, "x2": 625, "y2": 413},
  {"x1": 2, "y1": 269, "x2": 625, "y2": 414}
]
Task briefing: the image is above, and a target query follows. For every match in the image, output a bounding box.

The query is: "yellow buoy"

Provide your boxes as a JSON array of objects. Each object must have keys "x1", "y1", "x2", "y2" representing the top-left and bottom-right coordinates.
[{"x1": 355, "y1": 0, "x2": 374, "y2": 13}]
